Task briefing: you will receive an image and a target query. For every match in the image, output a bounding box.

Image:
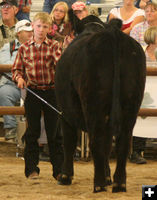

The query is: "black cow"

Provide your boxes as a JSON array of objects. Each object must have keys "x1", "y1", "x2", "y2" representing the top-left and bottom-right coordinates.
[{"x1": 55, "y1": 14, "x2": 146, "y2": 193}]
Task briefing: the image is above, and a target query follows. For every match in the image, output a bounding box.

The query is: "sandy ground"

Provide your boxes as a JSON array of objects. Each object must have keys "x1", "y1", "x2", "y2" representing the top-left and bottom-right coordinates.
[{"x1": 0, "y1": 141, "x2": 157, "y2": 200}]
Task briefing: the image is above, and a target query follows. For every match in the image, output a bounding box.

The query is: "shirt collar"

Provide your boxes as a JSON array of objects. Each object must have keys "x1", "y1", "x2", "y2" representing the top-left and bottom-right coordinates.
[
  {"x1": 0, "y1": 18, "x2": 18, "y2": 28},
  {"x1": 28, "y1": 36, "x2": 51, "y2": 46}
]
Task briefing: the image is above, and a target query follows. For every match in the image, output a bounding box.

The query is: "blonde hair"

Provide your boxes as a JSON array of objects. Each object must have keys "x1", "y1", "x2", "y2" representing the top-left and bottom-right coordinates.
[
  {"x1": 144, "y1": 26, "x2": 157, "y2": 45},
  {"x1": 33, "y1": 12, "x2": 52, "y2": 25},
  {"x1": 50, "y1": 1, "x2": 69, "y2": 24},
  {"x1": 145, "y1": 2, "x2": 157, "y2": 10}
]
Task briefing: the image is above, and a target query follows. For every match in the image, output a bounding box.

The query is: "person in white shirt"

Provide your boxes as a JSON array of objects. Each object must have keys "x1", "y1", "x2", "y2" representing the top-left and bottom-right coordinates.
[
  {"x1": 130, "y1": 2, "x2": 157, "y2": 49},
  {"x1": 109, "y1": 0, "x2": 145, "y2": 35}
]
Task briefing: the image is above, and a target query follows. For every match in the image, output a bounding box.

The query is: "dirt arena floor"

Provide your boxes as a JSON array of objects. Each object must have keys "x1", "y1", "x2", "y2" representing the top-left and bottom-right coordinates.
[{"x1": 0, "y1": 141, "x2": 157, "y2": 200}]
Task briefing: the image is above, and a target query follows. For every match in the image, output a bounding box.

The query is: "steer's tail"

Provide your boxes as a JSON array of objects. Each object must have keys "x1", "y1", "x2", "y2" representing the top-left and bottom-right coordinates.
[{"x1": 109, "y1": 29, "x2": 122, "y2": 136}]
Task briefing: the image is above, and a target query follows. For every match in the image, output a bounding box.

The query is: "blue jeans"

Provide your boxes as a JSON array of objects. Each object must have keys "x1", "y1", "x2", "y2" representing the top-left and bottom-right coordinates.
[
  {"x1": 42, "y1": 0, "x2": 76, "y2": 13},
  {"x1": 16, "y1": 10, "x2": 30, "y2": 21},
  {"x1": 0, "y1": 84, "x2": 21, "y2": 129}
]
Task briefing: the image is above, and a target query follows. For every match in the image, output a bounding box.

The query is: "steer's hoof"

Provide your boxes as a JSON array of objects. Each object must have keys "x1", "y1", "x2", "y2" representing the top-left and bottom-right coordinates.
[
  {"x1": 112, "y1": 183, "x2": 126, "y2": 193},
  {"x1": 57, "y1": 174, "x2": 73, "y2": 185},
  {"x1": 93, "y1": 186, "x2": 107, "y2": 193},
  {"x1": 105, "y1": 176, "x2": 112, "y2": 186}
]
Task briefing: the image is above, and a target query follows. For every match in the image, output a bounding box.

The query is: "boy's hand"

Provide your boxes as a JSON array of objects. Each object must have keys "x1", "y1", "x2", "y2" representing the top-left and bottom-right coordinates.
[{"x1": 17, "y1": 77, "x2": 27, "y2": 89}]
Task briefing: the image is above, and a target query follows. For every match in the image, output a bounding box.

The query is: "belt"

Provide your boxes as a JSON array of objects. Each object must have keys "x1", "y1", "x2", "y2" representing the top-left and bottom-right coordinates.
[{"x1": 29, "y1": 84, "x2": 54, "y2": 91}]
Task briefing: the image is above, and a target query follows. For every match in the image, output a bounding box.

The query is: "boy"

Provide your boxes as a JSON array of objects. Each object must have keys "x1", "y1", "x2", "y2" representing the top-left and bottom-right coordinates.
[{"x1": 12, "y1": 12, "x2": 63, "y2": 179}]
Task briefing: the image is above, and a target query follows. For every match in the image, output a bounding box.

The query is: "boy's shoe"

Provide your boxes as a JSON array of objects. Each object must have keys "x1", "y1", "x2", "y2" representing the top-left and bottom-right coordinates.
[
  {"x1": 130, "y1": 152, "x2": 147, "y2": 164},
  {"x1": 5, "y1": 128, "x2": 17, "y2": 140},
  {"x1": 28, "y1": 171, "x2": 39, "y2": 179}
]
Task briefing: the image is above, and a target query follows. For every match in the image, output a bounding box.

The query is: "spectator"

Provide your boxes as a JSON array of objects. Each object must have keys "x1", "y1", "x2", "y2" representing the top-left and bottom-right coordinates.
[
  {"x1": 63, "y1": 1, "x2": 89, "y2": 49},
  {"x1": 130, "y1": 1, "x2": 157, "y2": 49},
  {"x1": 144, "y1": 25, "x2": 157, "y2": 66},
  {"x1": 16, "y1": 0, "x2": 32, "y2": 21},
  {"x1": 0, "y1": 0, "x2": 18, "y2": 49},
  {"x1": 48, "y1": 1, "x2": 71, "y2": 43},
  {"x1": 139, "y1": 0, "x2": 150, "y2": 9},
  {"x1": 43, "y1": 0, "x2": 76, "y2": 14},
  {"x1": 72, "y1": 1, "x2": 89, "y2": 20},
  {"x1": 12, "y1": 12, "x2": 63, "y2": 179},
  {"x1": 0, "y1": 19, "x2": 33, "y2": 142},
  {"x1": 114, "y1": 0, "x2": 148, "y2": 8},
  {"x1": 130, "y1": 25, "x2": 157, "y2": 164},
  {"x1": 129, "y1": 1, "x2": 157, "y2": 165},
  {"x1": 109, "y1": 0, "x2": 145, "y2": 34}
]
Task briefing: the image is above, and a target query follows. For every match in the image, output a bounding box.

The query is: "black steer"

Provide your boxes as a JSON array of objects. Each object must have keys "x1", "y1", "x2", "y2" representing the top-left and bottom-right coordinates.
[{"x1": 55, "y1": 15, "x2": 146, "y2": 193}]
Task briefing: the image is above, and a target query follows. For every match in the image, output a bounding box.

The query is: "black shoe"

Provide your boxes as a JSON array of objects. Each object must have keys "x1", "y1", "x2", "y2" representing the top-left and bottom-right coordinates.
[{"x1": 130, "y1": 152, "x2": 147, "y2": 164}]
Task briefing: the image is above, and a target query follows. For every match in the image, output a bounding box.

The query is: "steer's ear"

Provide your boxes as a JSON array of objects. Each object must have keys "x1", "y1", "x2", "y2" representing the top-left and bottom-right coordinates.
[
  {"x1": 68, "y1": 8, "x2": 83, "y2": 35},
  {"x1": 108, "y1": 18, "x2": 123, "y2": 30}
]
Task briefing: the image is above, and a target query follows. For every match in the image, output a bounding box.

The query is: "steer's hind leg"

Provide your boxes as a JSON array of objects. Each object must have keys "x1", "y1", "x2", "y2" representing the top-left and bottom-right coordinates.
[
  {"x1": 58, "y1": 119, "x2": 78, "y2": 185},
  {"x1": 112, "y1": 117, "x2": 135, "y2": 193},
  {"x1": 88, "y1": 119, "x2": 113, "y2": 193}
]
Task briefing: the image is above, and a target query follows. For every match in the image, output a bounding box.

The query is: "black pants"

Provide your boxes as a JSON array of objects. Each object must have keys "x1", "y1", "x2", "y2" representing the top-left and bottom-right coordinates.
[
  {"x1": 132, "y1": 136, "x2": 146, "y2": 153},
  {"x1": 24, "y1": 88, "x2": 63, "y2": 178}
]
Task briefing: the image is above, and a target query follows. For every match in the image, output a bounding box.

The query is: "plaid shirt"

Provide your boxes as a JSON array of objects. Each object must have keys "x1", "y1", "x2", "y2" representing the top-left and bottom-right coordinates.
[
  {"x1": 17, "y1": 0, "x2": 32, "y2": 9},
  {"x1": 12, "y1": 37, "x2": 62, "y2": 90},
  {"x1": 130, "y1": 21, "x2": 149, "y2": 49}
]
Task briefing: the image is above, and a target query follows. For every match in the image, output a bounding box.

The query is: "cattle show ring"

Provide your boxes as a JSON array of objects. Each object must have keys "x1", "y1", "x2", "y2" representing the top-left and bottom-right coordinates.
[{"x1": 0, "y1": 48, "x2": 157, "y2": 199}]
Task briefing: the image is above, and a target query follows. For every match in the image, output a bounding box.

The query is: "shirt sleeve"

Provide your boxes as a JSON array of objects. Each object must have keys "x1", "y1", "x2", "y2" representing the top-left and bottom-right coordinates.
[
  {"x1": 130, "y1": 25, "x2": 140, "y2": 42},
  {"x1": 134, "y1": 8, "x2": 145, "y2": 17},
  {"x1": 52, "y1": 40, "x2": 62, "y2": 68},
  {"x1": 109, "y1": 7, "x2": 119, "y2": 17},
  {"x1": 12, "y1": 46, "x2": 25, "y2": 82}
]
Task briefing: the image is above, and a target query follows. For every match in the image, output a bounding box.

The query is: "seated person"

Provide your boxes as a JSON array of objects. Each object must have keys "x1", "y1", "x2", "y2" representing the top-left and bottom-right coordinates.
[
  {"x1": 16, "y1": 0, "x2": 32, "y2": 21},
  {"x1": 42, "y1": 0, "x2": 76, "y2": 14},
  {"x1": 0, "y1": 0, "x2": 18, "y2": 49},
  {"x1": 63, "y1": 1, "x2": 89, "y2": 49},
  {"x1": 144, "y1": 25, "x2": 157, "y2": 66},
  {"x1": 130, "y1": 2, "x2": 157, "y2": 49},
  {"x1": 72, "y1": 1, "x2": 89, "y2": 20},
  {"x1": 139, "y1": 0, "x2": 150, "y2": 9},
  {"x1": 130, "y1": 26, "x2": 157, "y2": 164},
  {"x1": 48, "y1": 1, "x2": 71, "y2": 43},
  {"x1": 109, "y1": 0, "x2": 145, "y2": 34},
  {"x1": 0, "y1": 19, "x2": 33, "y2": 141}
]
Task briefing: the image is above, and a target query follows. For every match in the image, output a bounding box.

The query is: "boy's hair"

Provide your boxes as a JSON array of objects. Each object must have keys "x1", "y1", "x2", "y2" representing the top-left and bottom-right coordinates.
[
  {"x1": 144, "y1": 26, "x2": 157, "y2": 45},
  {"x1": 33, "y1": 12, "x2": 52, "y2": 25},
  {"x1": 50, "y1": 1, "x2": 69, "y2": 23}
]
